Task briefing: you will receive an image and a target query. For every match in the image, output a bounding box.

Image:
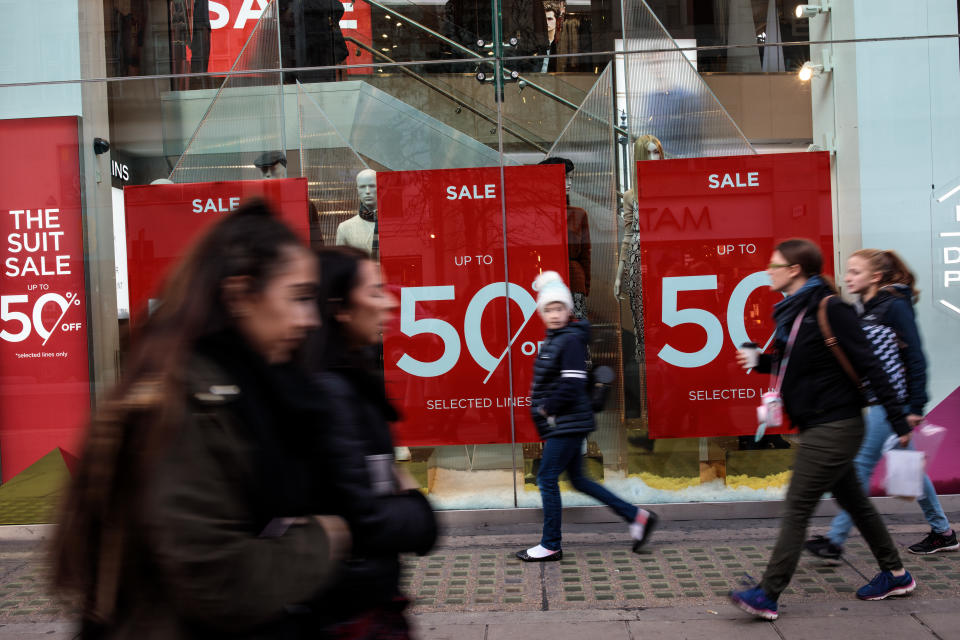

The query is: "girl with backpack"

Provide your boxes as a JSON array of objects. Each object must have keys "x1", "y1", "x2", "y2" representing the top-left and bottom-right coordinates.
[
  {"x1": 804, "y1": 249, "x2": 957, "y2": 561},
  {"x1": 515, "y1": 271, "x2": 657, "y2": 562}
]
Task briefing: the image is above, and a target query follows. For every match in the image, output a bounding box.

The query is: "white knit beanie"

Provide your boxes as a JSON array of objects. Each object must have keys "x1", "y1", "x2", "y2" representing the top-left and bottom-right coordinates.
[{"x1": 532, "y1": 270, "x2": 574, "y2": 312}]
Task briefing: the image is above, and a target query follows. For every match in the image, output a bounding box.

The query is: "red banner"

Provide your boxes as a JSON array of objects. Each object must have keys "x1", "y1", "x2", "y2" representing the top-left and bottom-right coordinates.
[
  {"x1": 123, "y1": 179, "x2": 311, "y2": 324},
  {"x1": 637, "y1": 152, "x2": 834, "y2": 439},
  {"x1": 379, "y1": 165, "x2": 569, "y2": 445},
  {"x1": 207, "y1": 0, "x2": 372, "y2": 73},
  {"x1": 0, "y1": 117, "x2": 89, "y2": 481}
]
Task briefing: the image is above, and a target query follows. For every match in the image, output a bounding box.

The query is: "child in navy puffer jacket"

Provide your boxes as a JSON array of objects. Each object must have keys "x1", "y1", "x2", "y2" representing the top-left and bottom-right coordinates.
[{"x1": 516, "y1": 271, "x2": 658, "y2": 562}]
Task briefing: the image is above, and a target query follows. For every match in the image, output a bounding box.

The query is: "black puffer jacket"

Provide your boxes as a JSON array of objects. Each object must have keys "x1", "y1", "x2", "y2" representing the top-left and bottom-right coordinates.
[
  {"x1": 530, "y1": 319, "x2": 595, "y2": 439},
  {"x1": 756, "y1": 282, "x2": 909, "y2": 435},
  {"x1": 313, "y1": 365, "x2": 437, "y2": 624}
]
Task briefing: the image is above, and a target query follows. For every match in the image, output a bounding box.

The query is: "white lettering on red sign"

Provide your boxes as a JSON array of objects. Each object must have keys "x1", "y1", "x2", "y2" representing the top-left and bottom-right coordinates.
[
  {"x1": 192, "y1": 197, "x2": 241, "y2": 213},
  {"x1": 208, "y1": 0, "x2": 269, "y2": 30},
  {"x1": 445, "y1": 184, "x2": 497, "y2": 200},
  {"x1": 4, "y1": 209, "x2": 71, "y2": 277},
  {"x1": 707, "y1": 172, "x2": 759, "y2": 189}
]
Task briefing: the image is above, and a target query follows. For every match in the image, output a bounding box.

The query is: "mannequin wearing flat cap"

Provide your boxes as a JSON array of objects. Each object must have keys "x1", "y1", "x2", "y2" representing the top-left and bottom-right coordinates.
[
  {"x1": 537, "y1": 157, "x2": 590, "y2": 319},
  {"x1": 335, "y1": 169, "x2": 379, "y2": 260},
  {"x1": 254, "y1": 151, "x2": 288, "y2": 179},
  {"x1": 254, "y1": 150, "x2": 324, "y2": 248}
]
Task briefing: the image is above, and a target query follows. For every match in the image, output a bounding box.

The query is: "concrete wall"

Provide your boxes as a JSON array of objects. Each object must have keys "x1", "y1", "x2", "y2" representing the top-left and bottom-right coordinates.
[
  {"x1": 810, "y1": 0, "x2": 960, "y2": 409},
  {"x1": 0, "y1": 0, "x2": 82, "y2": 119}
]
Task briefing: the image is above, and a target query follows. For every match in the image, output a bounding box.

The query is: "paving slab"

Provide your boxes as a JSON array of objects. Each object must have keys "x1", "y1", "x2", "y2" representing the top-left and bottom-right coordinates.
[
  {"x1": 487, "y1": 621, "x2": 631, "y2": 640},
  {"x1": 772, "y1": 610, "x2": 932, "y2": 638},
  {"x1": 410, "y1": 621, "x2": 487, "y2": 640},
  {"x1": 914, "y1": 612, "x2": 960, "y2": 640},
  {"x1": 627, "y1": 619, "x2": 781, "y2": 640},
  {"x1": 0, "y1": 622, "x2": 77, "y2": 638}
]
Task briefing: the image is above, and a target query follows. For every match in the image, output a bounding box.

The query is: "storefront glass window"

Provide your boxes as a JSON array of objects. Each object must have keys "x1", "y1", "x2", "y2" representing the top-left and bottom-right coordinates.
[{"x1": 1, "y1": 0, "x2": 959, "y2": 521}]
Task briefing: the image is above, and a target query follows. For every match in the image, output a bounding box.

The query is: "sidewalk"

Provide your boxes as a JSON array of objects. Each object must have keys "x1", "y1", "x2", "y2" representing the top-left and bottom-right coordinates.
[{"x1": 0, "y1": 512, "x2": 957, "y2": 639}]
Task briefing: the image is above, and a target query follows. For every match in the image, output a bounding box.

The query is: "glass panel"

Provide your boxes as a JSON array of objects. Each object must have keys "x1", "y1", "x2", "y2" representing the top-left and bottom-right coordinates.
[
  {"x1": 296, "y1": 83, "x2": 370, "y2": 248},
  {"x1": 169, "y1": 0, "x2": 285, "y2": 183},
  {"x1": 621, "y1": 6, "x2": 755, "y2": 160}
]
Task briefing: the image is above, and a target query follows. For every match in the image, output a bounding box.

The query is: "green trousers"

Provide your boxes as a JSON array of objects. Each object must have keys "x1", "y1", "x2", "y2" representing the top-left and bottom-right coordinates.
[{"x1": 760, "y1": 416, "x2": 903, "y2": 598}]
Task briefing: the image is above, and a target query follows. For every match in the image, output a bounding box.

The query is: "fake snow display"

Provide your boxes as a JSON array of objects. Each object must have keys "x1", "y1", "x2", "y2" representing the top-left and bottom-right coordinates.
[{"x1": 424, "y1": 468, "x2": 789, "y2": 511}]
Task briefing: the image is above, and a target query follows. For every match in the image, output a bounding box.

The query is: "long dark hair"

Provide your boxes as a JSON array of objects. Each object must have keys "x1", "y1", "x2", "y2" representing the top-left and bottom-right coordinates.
[
  {"x1": 313, "y1": 246, "x2": 374, "y2": 370},
  {"x1": 52, "y1": 199, "x2": 308, "y2": 621}
]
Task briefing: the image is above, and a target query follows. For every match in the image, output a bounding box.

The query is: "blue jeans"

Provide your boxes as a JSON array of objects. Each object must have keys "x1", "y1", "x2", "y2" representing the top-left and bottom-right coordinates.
[
  {"x1": 827, "y1": 405, "x2": 950, "y2": 546},
  {"x1": 538, "y1": 435, "x2": 638, "y2": 550}
]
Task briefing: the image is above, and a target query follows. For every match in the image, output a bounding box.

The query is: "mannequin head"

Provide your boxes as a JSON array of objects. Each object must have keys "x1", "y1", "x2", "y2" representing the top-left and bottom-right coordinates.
[
  {"x1": 254, "y1": 151, "x2": 287, "y2": 179},
  {"x1": 634, "y1": 135, "x2": 664, "y2": 162},
  {"x1": 544, "y1": 4, "x2": 558, "y2": 41},
  {"x1": 356, "y1": 169, "x2": 377, "y2": 211}
]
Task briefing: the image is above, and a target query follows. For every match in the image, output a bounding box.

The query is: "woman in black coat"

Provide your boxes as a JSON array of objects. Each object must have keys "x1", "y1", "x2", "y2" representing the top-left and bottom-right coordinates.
[
  {"x1": 312, "y1": 246, "x2": 437, "y2": 639},
  {"x1": 729, "y1": 239, "x2": 914, "y2": 622}
]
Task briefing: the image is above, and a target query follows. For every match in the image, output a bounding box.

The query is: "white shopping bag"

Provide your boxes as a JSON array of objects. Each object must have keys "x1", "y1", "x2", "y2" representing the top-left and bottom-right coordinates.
[{"x1": 883, "y1": 449, "x2": 925, "y2": 499}]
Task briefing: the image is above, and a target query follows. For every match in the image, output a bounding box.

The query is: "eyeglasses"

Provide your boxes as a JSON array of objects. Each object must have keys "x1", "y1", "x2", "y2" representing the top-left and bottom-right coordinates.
[{"x1": 767, "y1": 262, "x2": 795, "y2": 269}]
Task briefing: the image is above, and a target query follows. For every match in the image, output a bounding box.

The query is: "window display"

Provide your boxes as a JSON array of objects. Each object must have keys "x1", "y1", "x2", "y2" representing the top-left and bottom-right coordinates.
[{"x1": 1, "y1": 0, "x2": 958, "y2": 523}]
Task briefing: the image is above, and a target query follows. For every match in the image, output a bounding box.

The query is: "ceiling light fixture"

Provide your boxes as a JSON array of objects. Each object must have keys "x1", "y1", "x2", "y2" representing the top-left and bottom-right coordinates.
[{"x1": 795, "y1": 2, "x2": 830, "y2": 18}]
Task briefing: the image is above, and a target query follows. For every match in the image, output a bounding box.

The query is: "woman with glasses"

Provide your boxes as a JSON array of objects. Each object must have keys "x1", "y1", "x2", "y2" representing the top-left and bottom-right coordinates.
[{"x1": 728, "y1": 238, "x2": 916, "y2": 621}]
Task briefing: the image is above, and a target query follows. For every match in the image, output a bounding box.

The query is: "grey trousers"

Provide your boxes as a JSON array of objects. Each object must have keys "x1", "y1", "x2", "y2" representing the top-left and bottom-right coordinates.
[{"x1": 760, "y1": 416, "x2": 903, "y2": 598}]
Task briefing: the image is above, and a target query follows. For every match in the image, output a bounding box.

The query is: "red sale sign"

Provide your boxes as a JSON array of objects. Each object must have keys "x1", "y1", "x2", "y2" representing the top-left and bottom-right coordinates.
[
  {"x1": 123, "y1": 179, "x2": 311, "y2": 324},
  {"x1": 0, "y1": 117, "x2": 90, "y2": 481},
  {"x1": 637, "y1": 152, "x2": 833, "y2": 439},
  {"x1": 379, "y1": 165, "x2": 569, "y2": 445},
  {"x1": 207, "y1": 0, "x2": 371, "y2": 73}
]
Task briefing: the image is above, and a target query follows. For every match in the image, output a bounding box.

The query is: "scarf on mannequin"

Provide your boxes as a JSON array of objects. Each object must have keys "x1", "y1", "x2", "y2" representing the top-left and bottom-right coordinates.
[
  {"x1": 358, "y1": 202, "x2": 376, "y2": 222},
  {"x1": 357, "y1": 202, "x2": 378, "y2": 260},
  {"x1": 771, "y1": 274, "x2": 828, "y2": 342}
]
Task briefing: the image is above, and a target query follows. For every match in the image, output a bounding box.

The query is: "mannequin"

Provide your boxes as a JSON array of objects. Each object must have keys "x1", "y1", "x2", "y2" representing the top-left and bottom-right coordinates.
[
  {"x1": 335, "y1": 169, "x2": 378, "y2": 260},
  {"x1": 278, "y1": 0, "x2": 349, "y2": 84},
  {"x1": 634, "y1": 134, "x2": 663, "y2": 161},
  {"x1": 541, "y1": 4, "x2": 558, "y2": 73},
  {"x1": 553, "y1": 0, "x2": 585, "y2": 72},
  {"x1": 255, "y1": 151, "x2": 324, "y2": 248},
  {"x1": 537, "y1": 157, "x2": 590, "y2": 319},
  {"x1": 616, "y1": 135, "x2": 664, "y2": 366},
  {"x1": 254, "y1": 151, "x2": 288, "y2": 179}
]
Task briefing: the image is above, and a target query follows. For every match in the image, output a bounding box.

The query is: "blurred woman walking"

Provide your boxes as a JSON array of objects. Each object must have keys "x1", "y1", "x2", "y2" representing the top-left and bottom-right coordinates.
[
  {"x1": 53, "y1": 200, "x2": 349, "y2": 639},
  {"x1": 311, "y1": 247, "x2": 437, "y2": 639}
]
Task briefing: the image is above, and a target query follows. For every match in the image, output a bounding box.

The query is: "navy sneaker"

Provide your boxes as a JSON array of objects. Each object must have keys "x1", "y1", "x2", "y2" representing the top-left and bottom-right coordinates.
[
  {"x1": 856, "y1": 570, "x2": 916, "y2": 600},
  {"x1": 729, "y1": 585, "x2": 779, "y2": 620}
]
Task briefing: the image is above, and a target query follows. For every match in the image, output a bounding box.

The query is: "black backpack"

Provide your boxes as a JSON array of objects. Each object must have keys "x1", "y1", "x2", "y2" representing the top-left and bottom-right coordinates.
[
  {"x1": 858, "y1": 293, "x2": 908, "y2": 404},
  {"x1": 818, "y1": 294, "x2": 907, "y2": 405}
]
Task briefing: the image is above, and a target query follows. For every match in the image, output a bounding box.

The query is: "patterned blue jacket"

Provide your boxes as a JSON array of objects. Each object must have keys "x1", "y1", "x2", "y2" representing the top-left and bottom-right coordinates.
[{"x1": 530, "y1": 319, "x2": 595, "y2": 439}]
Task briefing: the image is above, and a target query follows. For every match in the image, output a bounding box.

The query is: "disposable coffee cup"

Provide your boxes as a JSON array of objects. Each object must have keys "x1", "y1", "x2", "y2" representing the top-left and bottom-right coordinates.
[{"x1": 739, "y1": 342, "x2": 761, "y2": 369}]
